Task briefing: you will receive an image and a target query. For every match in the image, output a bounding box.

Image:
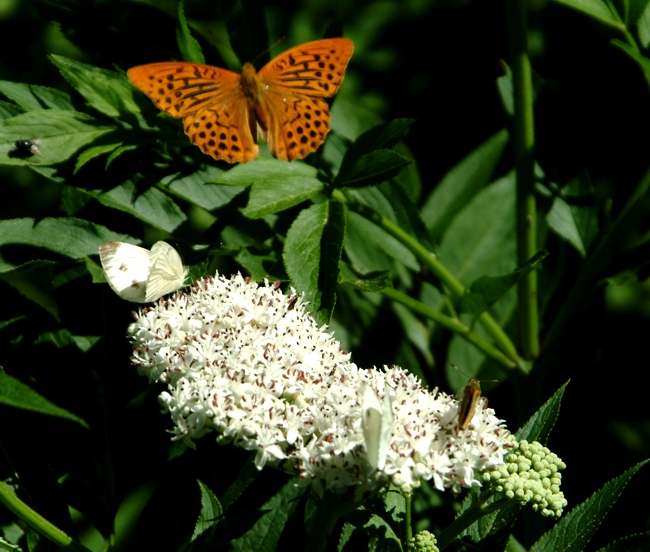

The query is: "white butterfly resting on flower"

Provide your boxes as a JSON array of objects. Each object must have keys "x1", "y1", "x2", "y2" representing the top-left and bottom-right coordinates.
[
  {"x1": 360, "y1": 383, "x2": 394, "y2": 471},
  {"x1": 99, "y1": 241, "x2": 188, "y2": 303}
]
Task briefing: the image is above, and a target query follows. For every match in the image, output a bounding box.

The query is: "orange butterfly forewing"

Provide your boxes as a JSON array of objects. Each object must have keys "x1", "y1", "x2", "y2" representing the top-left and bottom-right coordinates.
[{"x1": 127, "y1": 38, "x2": 354, "y2": 164}]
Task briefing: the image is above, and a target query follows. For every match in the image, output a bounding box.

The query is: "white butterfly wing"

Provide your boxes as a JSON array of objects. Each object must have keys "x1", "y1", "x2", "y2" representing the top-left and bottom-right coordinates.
[
  {"x1": 378, "y1": 386, "x2": 393, "y2": 470},
  {"x1": 361, "y1": 384, "x2": 393, "y2": 471},
  {"x1": 145, "y1": 241, "x2": 188, "y2": 302},
  {"x1": 99, "y1": 242, "x2": 150, "y2": 303}
]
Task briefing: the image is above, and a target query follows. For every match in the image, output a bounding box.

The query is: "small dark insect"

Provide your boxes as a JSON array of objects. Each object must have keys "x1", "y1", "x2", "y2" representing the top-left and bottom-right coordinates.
[{"x1": 10, "y1": 139, "x2": 41, "y2": 159}]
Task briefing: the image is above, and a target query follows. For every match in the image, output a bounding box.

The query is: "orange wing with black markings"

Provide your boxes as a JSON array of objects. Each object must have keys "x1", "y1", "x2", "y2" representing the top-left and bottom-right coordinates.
[{"x1": 127, "y1": 38, "x2": 353, "y2": 163}]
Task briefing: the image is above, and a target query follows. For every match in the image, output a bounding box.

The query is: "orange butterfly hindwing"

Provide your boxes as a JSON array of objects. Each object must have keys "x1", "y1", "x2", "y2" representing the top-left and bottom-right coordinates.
[{"x1": 127, "y1": 38, "x2": 354, "y2": 164}]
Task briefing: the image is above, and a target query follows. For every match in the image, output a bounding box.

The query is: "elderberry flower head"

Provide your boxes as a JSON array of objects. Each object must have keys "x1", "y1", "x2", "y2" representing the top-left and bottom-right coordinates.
[
  {"x1": 482, "y1": 439, "x2": 567, "y2": 517},
  {"x1": 128, "y1": 273, "x2": 513, "y2": 497},
  {"x1": 409, "y1": 530, "x2": 439, "y2": 552}
]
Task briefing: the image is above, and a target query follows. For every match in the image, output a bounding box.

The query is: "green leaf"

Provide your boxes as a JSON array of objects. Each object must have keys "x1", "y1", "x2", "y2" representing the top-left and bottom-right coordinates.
[
  {"x1": 236, "y1": 247, "x2": 283, "y2": 281},
  {"x1": 334, "y1": 149, "x2": 411, "y2": 189},
  {"x1": 0, "y1": 536, "x2": 22, "y2": 551},
  {"x1": 50, "y1": 55, "x2": 143, "y2": 119},
  {"x1": 0, "y1": 316, "x2": 26, "y2": 331},
  {"x1": 61, "y1": 185, "x2": 94, "y2": 215},
  {"x1": 242, "y1": 177, "x2": 324, "y2": 218},
  {"x1": 0, "y1": 100, "x2": 24, "y2": 120},
  {"x1": 435, "y1": 172, "x2": 517, "y2": 385},
  {"x1": 364, "y1": 513, "x2": 402, "y2": 550},
  {"x1": 230, "y1": 479, "x2": 304, "y2": 551},
  {"x1": 30, "y1": 165, "x2": 65, "y2": 183},
  {"x1": 508, "y1": 534, "x2": 529, "y2": 552},
  {"x1": 336, "y1": 118, "x2": 415, "y2": 180},
  {"x1": 552, "y1": 0, "x2": 623, "y2": 28},
  {"x1": 547, "y1": 173, "x2": 598, "y2": 257},
  {"x1": 96, "y1": 180, "x2": 187, "y2": 233},
  {"x1": 85, "y1": 256, "x2": 105, "y2": 283},
  {"x1": 34, "y1": 329, "x2": 100, "y2": 352},
  {"x1": 186, "y1": 258, "x2": 210, "y2": 284},
  {"x1": 376, "y1": 181, "x2": 433, "y2": 250},
  {"x1": 343, "y1": 508, "x2": 402, "y2": 551},
  {"x1": 0, "y1": 80, "x2": 74, "y2": 110},
  {"x1": 284, "y1": 200, "x2": 345, "y2": 323},
  {"x1": 339, "y1": 264, "x2": 393, "y2": 292},
  {"x1": 0, "y1": 260, "x2": 59, "y2": 319},
  {"x1": 168, "y1": 167, "x2": 246, "y2": 211},
  {"x1": 319, "y1": 200, "x2": 345, "y2": 320},
  {"x1": 384, "y1": 489, "x2": 406, "y2": 525},
  {"x1": 0, "y1": 109, "x2": 115, "y2": 166},
  {"x1": 344, "y1": 211, "x2": 419, "y2": 273},
  {"x1": 460, "y1": 250, "x2": 548, "y2": 317},
  {"x1": 74, "y1": 142, "x2": 122, "y2": 173},
  {"x1": 547, "y1": 199, "x2": 586, "y2": 255},
  {"x1": 639, "y1": 1, "x2": 650, "y2": 48},
  {"x1": 339, "y1": 523, "x2": 355, "y2": 551},
  {"x1": 496, "y1": 61, "x2": 515, "y2": 117},
  {"x1": 394, "y1": 302, "x2": 435, "y2": 367},
  {"x1": 421, "y1": 129, "x2": 509, "y2": 241},
  {"x1": 598, "y1": 532, "x2": 650, "y2": 551},
  {"x1": 515, "y1": 381, "x2": 569, "y2": 445},
  {"x1": 0, "y1": 369, "x2": 89, "y2": 428},
  {"x1": 530, "y1": 460, "x2": 649, "y2": 552},
  {"x1": 496, "y1": 61, "x2": 544, "y2": 118},
  {"x1": 210, "y1": 158, "x2": 318, "y2": 186},
  {"x1": 192, "y1": 480, "x2": 222, "y2": 540},
  {"x1": 0, "y1": 217, "x2": 140, "y2": 272},
  {"x1": 177, "y1": 0, "x2": 205, "y2": 64},
  {"x1": 611, "y1": 40, "x2": 650, "y2": 79},
  {"x1": 458, "y1": 496, "x2": 519, "y2": 550},
  {"x1": 105, "y1": 144, "x2": 138, "y2": 168}
]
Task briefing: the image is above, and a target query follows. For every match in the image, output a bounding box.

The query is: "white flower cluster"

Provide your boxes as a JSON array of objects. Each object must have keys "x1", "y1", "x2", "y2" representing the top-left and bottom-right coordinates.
[
  {"x1": 128, "y1": 273, "x2": 512, "y2": 496},
  {"x1": 482, "y1": 439, "x2": 567, "y2": 517}
]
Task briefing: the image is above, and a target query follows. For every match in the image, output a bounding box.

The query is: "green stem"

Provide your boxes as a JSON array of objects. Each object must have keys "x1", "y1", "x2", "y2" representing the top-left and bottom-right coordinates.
[
  {"x1": 334, "y1": 190, "x2": 520, "y2": 365},
  {"x1": 382, "y1": 288, "x2": 517, "y2": 369},
  {"x1": 507, "y1": 0, "x2": 539, "y2": 360},
  {"x1": 404, "y1": 492, "x2": 413, "y2": 548},
  {"x1": 0, "y1": 482, "x2": 91, "y2": 552}
]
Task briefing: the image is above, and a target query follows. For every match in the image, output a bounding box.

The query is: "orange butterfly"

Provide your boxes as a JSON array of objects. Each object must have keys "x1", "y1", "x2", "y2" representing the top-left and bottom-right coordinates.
[{"x1": 127, "y1": 38, "x2": 354, "y2": 164}]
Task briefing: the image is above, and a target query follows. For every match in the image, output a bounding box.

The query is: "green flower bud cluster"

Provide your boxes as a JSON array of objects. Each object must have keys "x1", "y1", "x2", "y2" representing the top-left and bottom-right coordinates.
[
  {"x1": 482, "y1": 439, "x2": 567, "y2": 518},
  {"x1": 409, "y1": 530, "x2": 439, "y2": 552}
]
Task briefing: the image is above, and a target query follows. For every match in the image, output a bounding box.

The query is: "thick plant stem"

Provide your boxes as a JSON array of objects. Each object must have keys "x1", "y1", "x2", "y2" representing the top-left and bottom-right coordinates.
[
  {"x1": 508, "y1": 0, "x2": 539, "y2": 359},
  {"x1": 335, "y1": 190, "x2": 520, "y2": 366},
  {"x1": 405, "y1": 492, "x2": 413, "y2": 547},
  {"x1": 382, "y1": 288, "x2": 517, "y2": 369},
  {"x1": 0, "y1": 482, "x2": 91, "y2": 552}
]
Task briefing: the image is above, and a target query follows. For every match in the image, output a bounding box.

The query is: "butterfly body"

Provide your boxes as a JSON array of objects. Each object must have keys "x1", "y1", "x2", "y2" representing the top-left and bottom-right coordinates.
[
  {"x1": 128, "y1": 38, "x2": 353, "y2": 163},
  {"x1": 457, "y1": 378, "x2": 482, "y2": 431}
]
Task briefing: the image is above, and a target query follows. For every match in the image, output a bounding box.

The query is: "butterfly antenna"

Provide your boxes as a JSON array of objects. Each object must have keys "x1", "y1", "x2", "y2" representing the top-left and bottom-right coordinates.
[
  {"x1": 252, "y1": 37, "x2": 286, "y2": 64},
  {"x1": 451, "y1": 365, "x2": 500, "y2": 383}
]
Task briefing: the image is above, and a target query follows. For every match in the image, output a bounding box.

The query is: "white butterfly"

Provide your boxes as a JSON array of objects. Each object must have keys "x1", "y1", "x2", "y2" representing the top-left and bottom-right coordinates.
[
  {"x1": 360, "y1": 383, "x2": 393, "y2": 471},
  {"x1": 99, "y1": 241, "x2": 188, "y2": 303}
]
